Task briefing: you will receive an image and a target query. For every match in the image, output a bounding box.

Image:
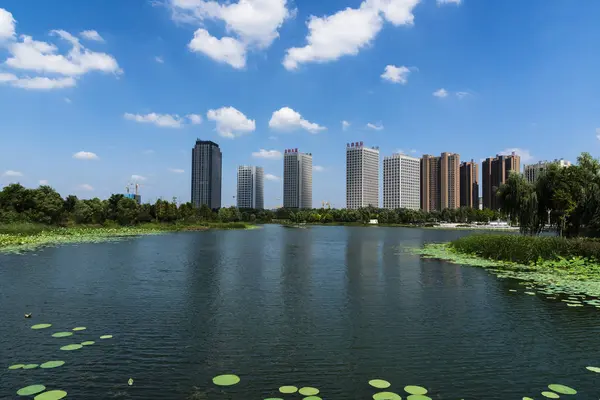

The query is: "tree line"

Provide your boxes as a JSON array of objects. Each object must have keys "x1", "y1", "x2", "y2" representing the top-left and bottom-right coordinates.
[{"x1": 497, "y1": 152, "x2": 600, "y2": 237}]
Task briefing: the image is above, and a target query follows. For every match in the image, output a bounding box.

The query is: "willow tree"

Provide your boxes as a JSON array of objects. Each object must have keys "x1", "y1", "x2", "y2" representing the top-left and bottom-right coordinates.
[{"x1": 497, "y1": 172, "x2": 544, "y2": 235}]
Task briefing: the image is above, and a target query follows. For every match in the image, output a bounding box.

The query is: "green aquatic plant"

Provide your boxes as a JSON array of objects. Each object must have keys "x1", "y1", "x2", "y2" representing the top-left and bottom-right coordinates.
[
  {"x1": 407, "y1": 395, "x2": 431, "y2": 400},
  {"x1": 72, "y1": 327, "x2": 86, "y2": 331},
  {"x1": 128, "y1": 378, "x2": 134, "y2": 386},
  {"x1": 33, "y1": 390, "x2": 67, "y2": 400},
  {"x1": 299, "y1": 387, "x2": 319, "y2": 396},
  {"x1": 404, "y1": 386, "x2": 427, "y2": 395},
  {"x1": 23, "y1": 363, "x2": 39, "y2": 369},
  {"x1": 100, "y1": 335, "x2": 113, "y2": 339},
  {"x1": 51, "y1": 332, "x2": 73, "y2": 338},
  {"x1": 548, "y1": 384, "x2": 577, "y2": 394},
  {"x1": 303, "y1": 397, "x2": 322, "y2": 400},
  {"x1": 8, "y1": 363, "x2": 25, "y2": 370},
  {"x1": 541, "y1": 391, "x2": 560, "y2": 398},
  {"x1": 212, "y1": 374, "x2": 240, "y2": 386},
  {"x1": 369, "y1": 379, "x2": 391, "y2": 389},
  {"x1": 17, "y1": 385, "x2": 46, "y2": 396},
  {"x1": 60, "y1": 344, "x2": 83, "y2": 351},
  {"x1": 586, "y1": 366, "x2": 600, "y2": 373},
  {"x1": 31, "y1": 323, "x2": 52, "y2": 330},
  {"x1": 81, "y1": 341, "x2": 95, "y2": 346},
  {"x1": 373, "y1": 392, "x2": 402, "y2": 399},
  {"x1": 40, "y1": 361, "x2": 65, "y2": 369},
  {"x1": 279, "y1": 386, "x2": 298, "y2": 394}
]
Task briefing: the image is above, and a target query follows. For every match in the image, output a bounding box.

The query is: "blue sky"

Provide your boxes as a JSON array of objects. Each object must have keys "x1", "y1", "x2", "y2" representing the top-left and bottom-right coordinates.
[{"x1": 1, "y1": 0, "x2": 599, "y2": 208}]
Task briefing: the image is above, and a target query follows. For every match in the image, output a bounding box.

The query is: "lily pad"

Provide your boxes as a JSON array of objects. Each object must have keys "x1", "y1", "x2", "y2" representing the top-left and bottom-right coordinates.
[
  {"x1": 60, "y1": 344, "x2": 83, "y2": 351},
  {"x1": 303, "y1": 397, "x2": 322, "y2": 400},
  {"x1": 8, "y1": 364, "x2": 25, "y2": 370},
  {"x1": 52, "y1": 332, "x2": 73, "y2": 338},
  {"x1": 548, "y1": 384, "x2": 577, "y2": 394},
  {"x1": 586, "y1": 366, "x2": 600, "y2": 373},
  {"x1": 31, "y1": 324, "x2": 52, "y2": 330},
  {"x1": 17, "y1": 385, "x2": 46, "y2": 396},
  {"x1": 525, "y1": 291, "x2": 536, "y2": 295},
  {"x1": 373, "y1": 392, "x2": 402, "y2": 400},
  {"x1": 40, "y1": 361, "x2": 65, "y2": 369},
  {"x1": 541, "y1": 391, "x2": 559, "y2": 398},
  {"x1": 23, "y1": 364, "x2": 39, "y2": 369},
  {"x1": 212, "y1": 374, "x2": 240, "y2": 386},
  {"x1": 81, "y1": 341, "x2": 95, "y2": 346},
  {"x1": 407, "y1": 396, "x2": 432, "y2": 400},
  {"x1": 279, "y1": 386, "x2": 298, "y2": 394},
  {"x1": 34, "y1": 390, "x2": 68, "y2": 400},
  {"x1": 264, "y1": 398, "x2": 284, "y2": 400},
  {"x1": 369, "y1": 379, "x2": 391, "y2": 389},
  {"x1": 523, "y1": 397, "x2": 534, "y2": 400},
  {"x1": 72, "y1": 327, "x2": 86, "y2": 331},
  {"x1": 100, "y1": 335, "x2": 113, "y2": 339},
  {"x1": 404, "y1": 386, "x2": 428, "y2": 395},
  {"x1": 299, "y1": 387, "x2": 319, "y2": 396}
]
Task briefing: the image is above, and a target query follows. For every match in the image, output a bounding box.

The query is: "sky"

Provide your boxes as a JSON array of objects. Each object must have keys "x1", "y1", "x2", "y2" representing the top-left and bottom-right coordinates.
[{"x1": 1, "y1": 0, "x2": 600, "y2": 209}]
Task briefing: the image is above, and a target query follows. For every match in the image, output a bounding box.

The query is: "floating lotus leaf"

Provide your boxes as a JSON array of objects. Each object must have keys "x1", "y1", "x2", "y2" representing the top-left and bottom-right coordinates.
[
  {"x1": 525, "y1": 292, "x2": 535, "y2": 295},
  {"x1": 523, "y1": 397, "x2": 534, "y2": 400},
  {"x1": 100, "y1": 335, "x2": 113, "y2": 339},
  {"x1": 72, "y1": 327, "x2": 86, "y2": 331},
  {"x1": 23, "y1": 364, "x2": 39, "y2": 369},
  {"x1": 34, "y1": 390, "x2": 68, "y2": 400},
  {"x1": 407, "y1": 396, "x2": 431, "y2": 400},
  {"x1": 31, "y1": 324, "x2": 52, "y2": 330},
  {"x1": 264, "y1": 398, "x2": 284, "y2": 400},
  {"x1": 586, "y1": 366, "x2": 600, "y2": 373},
  {"x1": 17, "y1": 385, "x2": 46, "y2": 396},
  {"x1": 508, "y1": 289, "x2": 517, "y2": 292},
  {"x1": 369, "y1": 379, "x2": 391, "y2": 389},
  {"x1": 52, "y1": 332, "x2": 73, "y2": 338},
  {"x1": 81, "y1": 341, "x2": 95, "y2": 346},
  {"x1": 279, "y1": 386, "x2": 298, "y2": 394},
  {"x1": 541, "y1": 391, "x2": 559, "y2": 398},
  {"x1": 373, "y1": 392, "x2": 402, "y2": 400},
  {"x1": 299, "y1": 387, "x2": 319, "y2": 396},
  {"x1": 548, "y1": 384, "x2": 576, "y2": 394},
  {"x1": 404, "y1": 386, "x2": 427, "y2": 395},
  {"x1": 40, "y1": 361, "x2": 65, "y2": 369},
  {"x1": 212, "y1": 374, "x2": 240, "y2": 386},
  {"x1": 8, "y1": 364, "x2": 25, "y2": 370},
  {"x1": 128, "y1": 378, "x2": 134, "y2": 386},
  {"x1": 60, "y1": 344, "x2": 83, "y2": 351},
  {"x1": 303, "y1": 397, "x2": 322, "y2": 400}
]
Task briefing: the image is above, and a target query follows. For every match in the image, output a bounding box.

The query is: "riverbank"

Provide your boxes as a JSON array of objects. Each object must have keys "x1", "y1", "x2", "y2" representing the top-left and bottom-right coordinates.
[
  {"x1": 410, "y1": 235, "x2": 600, "y2": 297},
  {"x1": 278, "y1": 220, "x2": 520, "y2": 231},
  {"x1": 0, "y1": 222, "x2": 256, "y2": 253}
]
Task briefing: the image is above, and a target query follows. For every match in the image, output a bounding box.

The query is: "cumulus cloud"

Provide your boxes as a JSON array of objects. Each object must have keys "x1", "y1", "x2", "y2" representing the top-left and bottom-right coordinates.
[
  {"x1": 131, "y1": 175, "x2": 147, "y2": 182},
  {"x1": 269, "y1": 107, "x2": 326, "y2": 133},
  {"x1": 342, "y1": 120, "x2": 350, "y2": 130},
  {"x1": 79, "y1": 30, "x2": 104, "y2": 42},
  {"x1": 381, "y1": 65, "x2": 411, "y2": 84},
  {"x1": 78, "y1": 184, "x2": 94, "y2": 191},
  {"x1": 124, "y1": 113, "x2": 201, "y2": 128},
  {"x1": 366, "y1": 122, "x2": 384, "y2": 130},
  {"x1": 3, "y1": 170, "x2": 23, "y2": 177},
  {"x1": 0, "y1": 72, "x2": 76, "y2": 90},
  {"x1": 283, "y1": 0, "x2": 420, "y2": 70},
  {"x1": 437, "y1": 0, "x2": 461, "y2": 5},
  {"x1": 206, "y1": 106, "x2": 255, "y2": 138},
  {"x1": 0, "y1": 8, "x2": 16, "y2": 39},
  {"x1": 313, "y1": 165, "x2": 324, "y2": 172},
  {"x1": 39, "y1": 179, "x2": 49, "y2": 185},
  {"x1": 73, "y1": 151, "x2": 99, "y2": 160},
  {"x1": 499, "y1": 148, "x2": 533, "y2": 163},
  {"x1": 252, "y1": 149, "x2": 283, "y2": 159},
  {"x1": 265, "y1": 173, "x2": 280, "y2": 181},
  {"x1": 433, "y1": 88, "x2": 448, "y2": 98},
  {"x1": 187, "y1": 114, "x2": 202, "y2": 124},
  {"x1": 171, "y1": 0, "x2": 293, "y2": 68},
  {"x1": 168, "y1": 168, "x2": 185, "y2": 173}
]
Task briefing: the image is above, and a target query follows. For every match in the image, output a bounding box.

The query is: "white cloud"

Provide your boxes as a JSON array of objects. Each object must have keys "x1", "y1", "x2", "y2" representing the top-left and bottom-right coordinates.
[
  {"x1": 433, "y1": 88, "x2": 448, "y2": 98},
  {"x1": 252, "y1": 149, "x2": 283, "y2": 159},
  {"x1": 78, "y1": 184, "x2": 94, "y2": 191},
  {"x1": 3, "y1": 170, "x2": 23, "y2": 177},
  {"x1": 283, "y1": 0, "x2": 420, "y2": 70},
  {"x1": 39, "y1": 179, "x2": 48, "y2": 185},
  {"x1": 265, "y1": 173, "x2": 280, "y2": 181},
  {"x1": 64, "y1": 97, "x2": 72, "y2": 103},
  {"x1": 155, "y1": 56, "x2": 164, "y2": 63},
  {"x1": 0, "y1": 72, "x2": 76, "y2": 90},
  {"x1": 342, "y1": 120, "x2": 350, "y2": 130},
  {"x1": 124, "y1": 113, "x2": 185, "y2": 128},
  {"x1": 187, "y1": 114, "x2": 202, "y2": 124},
  {"x1": 80, "y1": 30, "x2": 104, "y2": 42},
  {"x1": 73, "y1": 151, "x2": 99, "y2": 160},
  {"x1": 596, "y1": 128, "x2": 600, "y2": 141},
  {"x1": 0, "y1": 8, "x2": 16, "y2": 39},
  {"x1": 437, "y1": 0, "x2": 461, "y2": 5},
  {"x1": 456, "y1": 91, "x2": 469, "y2": 99},
  {"x1": 131, "y1": 174, "x2": 147, "y2": 182},
  {"x1": 313, "y1": 165, "x2": 324, "y2": 172},
  {"x1": 171, "y1": 0, "x2": 293, "y2": 68},
  {"x1": 499, "y1": 148, "x2": 533, "y2": 163},
  {"x1": 381, "y1": 65, "x2": 411, "y2": 84},
  {"x1": 168, "y1": 168, "x2": 185, "y2": 174},
  {"x1": 269, "y1": 107, "x2": 326, "y2": 133},
  {"x1": 206, "y1": 106, "x2": 255, "y2": 138},
  {"x1": 366, "y1": 122, "x2": 384, "y2": 130}
]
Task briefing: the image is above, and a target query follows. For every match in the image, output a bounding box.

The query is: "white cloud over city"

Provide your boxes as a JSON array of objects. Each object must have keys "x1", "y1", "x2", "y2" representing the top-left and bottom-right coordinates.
[
  {"x1": 207, "y1": 106, "x2": 256, "y2": 138},
  {"x1": 269, "y1": 107, "x2": 325, "y2": 133}
]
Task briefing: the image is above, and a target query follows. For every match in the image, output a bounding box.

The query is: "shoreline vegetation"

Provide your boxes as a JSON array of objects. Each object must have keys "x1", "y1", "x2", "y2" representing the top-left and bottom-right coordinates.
[{"x1": 411, "y1": 235, "x2": 600, "y2": 297}]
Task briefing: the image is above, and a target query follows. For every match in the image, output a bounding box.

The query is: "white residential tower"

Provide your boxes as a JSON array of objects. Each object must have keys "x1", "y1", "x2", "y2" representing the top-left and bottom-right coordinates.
[
  {"x1": 283, "y1": 149, "x2": 312, "y2": 209},
  {"x1": 346, "y1": 142, "x2": 380, "y2": 209},
  {"x1": 237, "y1": 166, "x2": 264, "y2": 209},
  {"x1": 383, "y1": 153, "x2": 420, "y2": 210}
]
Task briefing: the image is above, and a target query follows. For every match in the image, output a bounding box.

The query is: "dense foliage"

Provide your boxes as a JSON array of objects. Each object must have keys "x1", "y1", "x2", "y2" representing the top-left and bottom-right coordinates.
[
  {"x1": 451, "y1": 234, "x2": 600, "y2": 264},
  {"x1": 497, "y1": 152, "x2": 600, "y2": 237}
]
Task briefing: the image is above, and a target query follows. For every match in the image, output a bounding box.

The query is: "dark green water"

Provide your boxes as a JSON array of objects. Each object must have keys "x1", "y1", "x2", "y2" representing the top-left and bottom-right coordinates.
[{"x1": 1, "y1": 225, "x2": 599, "y2": 399}]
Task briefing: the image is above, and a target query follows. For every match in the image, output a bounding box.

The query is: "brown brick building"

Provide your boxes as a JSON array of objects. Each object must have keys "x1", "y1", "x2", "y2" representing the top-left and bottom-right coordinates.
[
  {"x1": 460, "y1": 160, "x2": 479, "y2": 209},
  {"x1": 482, "y1": 152, "x2": 520, "y2": 210},
  {"x1": 420, "y1": 152, "x2": 460, "y2": 212}
]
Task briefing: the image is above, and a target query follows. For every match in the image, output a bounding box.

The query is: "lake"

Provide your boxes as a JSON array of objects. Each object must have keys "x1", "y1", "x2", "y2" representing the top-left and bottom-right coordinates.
[{"x1": 1, "y1": 225, "x2": 599, "y2": 399}]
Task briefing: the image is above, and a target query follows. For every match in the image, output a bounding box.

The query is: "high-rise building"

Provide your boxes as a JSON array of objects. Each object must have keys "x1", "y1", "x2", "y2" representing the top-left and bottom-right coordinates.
[
  {"x1": 383, "y1": 153, "x2": 420, "y2": 210},
  {"x1": 237, "y1": 166, "x2": 264, "y2": 209},
  {"x1": 191, "y1": 139, "x2": 222, "y2": 209},
  {"x1": 460, "y1": 160, "x2": 479, "y2": 209},
  {"x1": 524, "y1": 159, "x2": 572, "y2": 184},
  {"x1": 482, "y1": 152, "x2": 520, "y2": 210},
  {"x1": 283, "y1": 149, "x2": 312, "y2": 209},
  {"x1": 346, "y1": 142, "x2": 380, "y2": 209},
  {"x1": 420, "y1": 152, "x2": 460, "y2": 211}
]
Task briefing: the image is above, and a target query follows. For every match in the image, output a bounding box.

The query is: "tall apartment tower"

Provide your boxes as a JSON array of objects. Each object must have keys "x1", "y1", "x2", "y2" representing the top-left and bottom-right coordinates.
[
  {"x1": 482, "y1": 152, "x2": 520, "y2": 210},
  {"x1": 420, "y1": 152, "x2": 460, "y2": 211},
  {"x1": 524, "y1": 159, "x2": 572, "y2": 184},
  {"x1": 459, "y1": 160, "x2": 479, "y2": 209},
  {"x1": 283, "y1": 148, "x2": 312, "y2": 209},
  {"x1": 191, "y1": 139, "x2": 222, "y2": 209},
  {"x1": 383, "y1": 153, "x2": 420, "y2": 210},
  {"x1": 346, "y1": 142, "x2": 380, "y2": 209},
  {"x1": 237, "y1": 166, "x2": 264, "y2": 209}
]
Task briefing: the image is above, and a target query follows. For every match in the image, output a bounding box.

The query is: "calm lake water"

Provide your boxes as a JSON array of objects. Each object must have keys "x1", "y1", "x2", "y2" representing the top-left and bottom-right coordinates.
[{"x1": 1, "y1": 225, "x2": 599, "y2": 399}]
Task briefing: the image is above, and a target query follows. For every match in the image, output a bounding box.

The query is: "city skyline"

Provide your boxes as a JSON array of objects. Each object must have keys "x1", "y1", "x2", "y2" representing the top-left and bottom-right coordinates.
[{"x1": 2, "y1": 1, "x2": 599, "y2": 208}]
